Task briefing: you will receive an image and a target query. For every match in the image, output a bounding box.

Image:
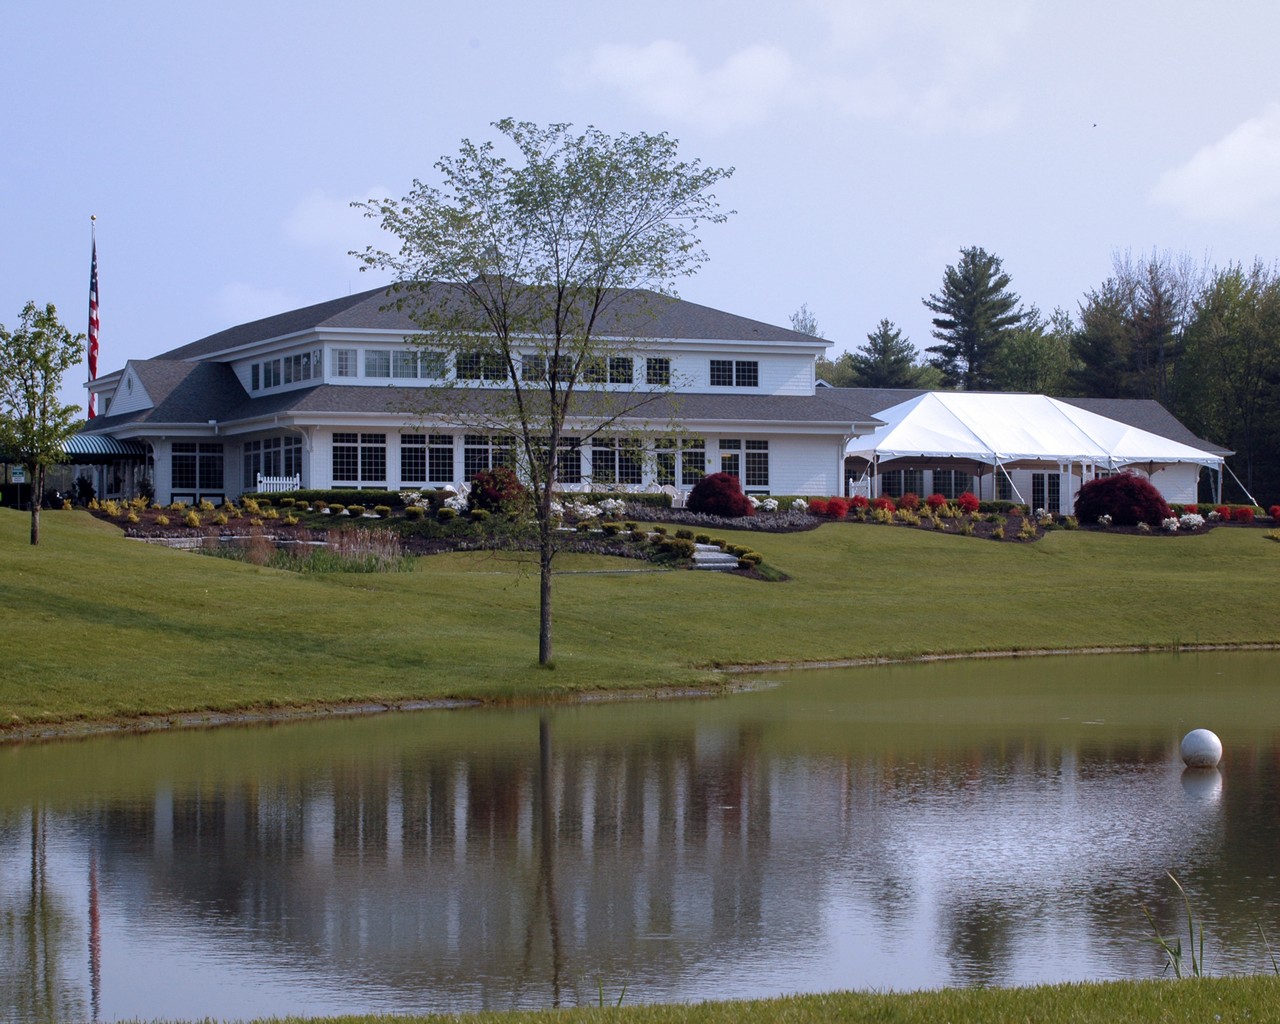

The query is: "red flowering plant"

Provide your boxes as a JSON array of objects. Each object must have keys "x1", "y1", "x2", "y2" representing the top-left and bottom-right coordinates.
[
  {"x1": 1232, "y1": 506, "x2": 1255, "y2": 523},
  {"x1": 849, "y1": 494, "x2": 870, "y2": 510},
  {"x1": 808, "y1": 498, "x2": 829, "y2": 516},
  {"x1": 872, "y1": 496, "x2": 896, "y2": 513},
  {"x1": 468, "y1": 466, "x2": 527, "y2": 515},
  {"x1": 926, "y1": 493, "x2": 948, "y2": 511},
  {"x1": 686, "y1": 471, "x2": 754, "y2": 517},
  {"x1": 1215, "y1": 505, "x2": 1232, "y2": 519},
  {"x1": 898, "y1": 492, "x2": 921, "y2": 511},
  {"x1": 1270, "y1": 505, "x2": 1280, "y2": 521},
  {"x1": 826, "y1": 497, "x2": 850, "y2": 518},
  {"x1": 1074, "y1": 472, "x2": 1171, "y2": 527},
  {"x1": 957, "y1": 492, "x2": 980, "y2": 514}
]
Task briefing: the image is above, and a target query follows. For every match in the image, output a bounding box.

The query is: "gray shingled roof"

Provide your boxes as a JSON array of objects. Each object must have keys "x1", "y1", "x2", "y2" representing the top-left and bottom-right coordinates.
[{"x1": 158, "y1": 283, "x2": 829, "y2": 362}]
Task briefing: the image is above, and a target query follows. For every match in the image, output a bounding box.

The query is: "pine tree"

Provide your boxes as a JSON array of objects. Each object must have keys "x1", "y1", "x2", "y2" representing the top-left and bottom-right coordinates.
[
  {"x1": 848, "y1": 319, "x2": 923, "y2": 388},
  {"x1": 923, "y1": 247, "x2": 1024, "y2": 390}
]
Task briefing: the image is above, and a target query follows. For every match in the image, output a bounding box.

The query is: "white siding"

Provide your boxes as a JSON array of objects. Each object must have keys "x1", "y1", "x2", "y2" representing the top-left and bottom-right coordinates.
[
  {"x1": 1146, "y1": 464, "x2": 1200, "y2": 505},
  {"x1": 670, "y1": 351, "x2": 819, "y2": 395},
  {"x1": 768, "y1": 436, "x2": 844, "y2": 496},
  {"x1": 105, "y1": 367, "x2": 154, "y2": 416}
]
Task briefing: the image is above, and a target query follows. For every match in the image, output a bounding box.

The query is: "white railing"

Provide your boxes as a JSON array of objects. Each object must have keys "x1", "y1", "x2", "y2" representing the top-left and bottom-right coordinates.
[{"x1": 255, "y1": 473, "x2": 300, "y2": 493}]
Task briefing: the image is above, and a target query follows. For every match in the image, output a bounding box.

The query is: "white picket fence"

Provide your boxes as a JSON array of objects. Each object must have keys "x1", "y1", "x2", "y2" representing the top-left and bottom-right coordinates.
[{"x1": 256, "y1": 473, "x2": 300, "y2": 493}]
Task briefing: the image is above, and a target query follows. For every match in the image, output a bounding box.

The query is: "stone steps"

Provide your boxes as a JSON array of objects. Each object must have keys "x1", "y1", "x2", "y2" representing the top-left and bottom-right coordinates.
[{"x1": 690, "y1": 543, "x2": 739, "y2": 571}]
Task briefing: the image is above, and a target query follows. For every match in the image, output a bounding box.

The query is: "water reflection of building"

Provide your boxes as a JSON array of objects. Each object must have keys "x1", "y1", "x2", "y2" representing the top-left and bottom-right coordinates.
[{"x1": 4, "y1": 716, "x2": 1267, "y2": 1020}]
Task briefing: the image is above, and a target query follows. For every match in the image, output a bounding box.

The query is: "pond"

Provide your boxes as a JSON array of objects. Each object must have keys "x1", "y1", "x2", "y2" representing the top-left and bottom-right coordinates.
[{"x1": 3, "y1": 651, "x2": 1279, "y2": 1022}]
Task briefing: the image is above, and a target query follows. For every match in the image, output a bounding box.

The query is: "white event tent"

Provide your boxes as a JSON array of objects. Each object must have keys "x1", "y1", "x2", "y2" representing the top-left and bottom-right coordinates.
[{"x1": 846, "y1": 392, "x2": 1225, "y2": 512}]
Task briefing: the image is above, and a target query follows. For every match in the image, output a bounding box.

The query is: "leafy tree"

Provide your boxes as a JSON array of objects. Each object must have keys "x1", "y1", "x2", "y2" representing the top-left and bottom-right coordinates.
[
  {"x1": 0, "y1": 302, "x2": 84, "y2": 545},
  {"x1": 814, "y1": 351, "x2": 858, "y2": 387},
  {"x1": 991, "y1": 306, "x2": 1076, "y2": 394},
  {"x1": 1175, "y1": 262, "x2": 1280, "y2": 500},
  {"x1": 923, "y1": 247, "x2": 1024, "y2": 390},
  {"x1": 1070, "y1": 250, "x2": 1203, "y2": 403},
  {"x1": 789, "y1": 303, "x2": 824, "y2": 338},
  {"x1": 354, "y1": 119, "x2": 732, "y2": 665}
]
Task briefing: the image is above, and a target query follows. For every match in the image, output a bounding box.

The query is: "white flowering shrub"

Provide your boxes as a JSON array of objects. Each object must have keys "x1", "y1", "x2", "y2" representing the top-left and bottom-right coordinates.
[
  {"x1": 398, "y1": 489, "x2": 432, "y2": 509},
  {"x1": 747, "y1": 494, "x2": 760, "y2": 508},
  {"x1": 1207, "y1": 510, "x2": 1223, "y2": 521},
  {"x1": 1097, "y1": 514, "x2": 1112, "y2": 526},
  {"x1": 759, "y1": 497, "x2": 779, "y2": 513},
  {"x1": 598, "y1": 498, "x2": 626, "y2": 517},
  {"x1": 444, "y1": 494, "x2": 468, "y2": 512},
  {"x1": 1162, "y1": 517, "x2": 1180, "y2": 532},
  {"x1": 1180, "y1": 513, "x2": 1205, "y2": 530},
  {"x1": 792, "y1": 498, "x2": 809, "y2": 513}
]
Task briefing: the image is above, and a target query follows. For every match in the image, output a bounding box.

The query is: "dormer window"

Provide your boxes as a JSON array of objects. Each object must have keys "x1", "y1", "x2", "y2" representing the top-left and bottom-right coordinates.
[{"x1": 710, "y1": 359, "x2": 759, "y2": 387}]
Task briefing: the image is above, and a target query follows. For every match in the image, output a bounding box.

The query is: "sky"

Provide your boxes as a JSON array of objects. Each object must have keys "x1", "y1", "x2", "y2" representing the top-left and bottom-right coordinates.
[{"x1": 4, "y1": 1, "x2": 1280, "y2": 409}]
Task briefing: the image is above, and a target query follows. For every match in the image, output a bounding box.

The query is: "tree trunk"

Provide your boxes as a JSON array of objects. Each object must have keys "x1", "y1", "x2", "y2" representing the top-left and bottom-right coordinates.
[
  {"x1": 29, "y1": 463, "x2": 42, "y2": 546},
  {"x1": 538, "y1": 486, "x2": 555, "y2": 665}
]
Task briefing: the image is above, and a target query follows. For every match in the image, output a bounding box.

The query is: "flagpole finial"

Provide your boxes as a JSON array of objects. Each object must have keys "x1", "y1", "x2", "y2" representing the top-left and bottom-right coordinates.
[{"x1": 91, "y1": 214, "x2": 96, "y2": 221}]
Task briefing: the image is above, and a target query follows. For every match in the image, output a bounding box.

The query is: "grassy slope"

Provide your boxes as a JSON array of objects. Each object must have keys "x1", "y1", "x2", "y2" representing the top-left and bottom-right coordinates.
[
  {"x1": 208, "y1": 977, "x2": 1280, "y2": 1024},
  {"x1": 2, "y1": 508, "x2": 1275, "y2": 731}
]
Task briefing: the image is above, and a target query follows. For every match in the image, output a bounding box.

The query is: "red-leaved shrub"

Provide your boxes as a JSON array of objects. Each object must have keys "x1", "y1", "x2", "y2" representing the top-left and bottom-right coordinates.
[
  {"x1": 872, "y1": 496, "x2": 896, "y2": 513},
  {"x1": 850, "y1": 494, "x2": 870, "y2": 510},
  {"x1": 1215, "y1": 505, "x2": 1231, "y2": 519},
  {"x1": 898, "y1": 492, "x2": 921, "y2": 511},
  {"x1": 686, "y1": 471, "x2": 754, "y2": 517},
  {"x1": 826, "y1": 497, "x2": 850, "y2": 518},
  {"x1": 1269, "y1": 504, "x2": 1280, "y2": 521},
  {"x1": 468, "y1": 466, "x2": 526, "y2": 514},
  {"x1": 957, "y1": 492, "x2": 980, "y2": 514},
  {"x1": 926, "y1": 493, "x2": 947, "y2": 511},
  {"x1": 1074, "y1": 472, "x2": 1171, "y2": 527},
  {"x1": 808, "y1": 498, "x2": 829, "y2": 515},
  {"x1": 1232, "y1": 506, "x2": 1255, "y2": 523}
]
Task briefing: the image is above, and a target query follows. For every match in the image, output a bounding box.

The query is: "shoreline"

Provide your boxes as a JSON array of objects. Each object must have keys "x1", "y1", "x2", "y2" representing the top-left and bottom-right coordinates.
[{"x1": 7, "y1": 640, "x2": 1277, "y2": 747}]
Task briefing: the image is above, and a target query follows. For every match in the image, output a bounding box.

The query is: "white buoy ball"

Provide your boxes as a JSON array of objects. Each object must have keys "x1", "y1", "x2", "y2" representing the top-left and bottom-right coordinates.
[{"x1": 1181, "y1": 728, "x2": 1223, "y2": 768}]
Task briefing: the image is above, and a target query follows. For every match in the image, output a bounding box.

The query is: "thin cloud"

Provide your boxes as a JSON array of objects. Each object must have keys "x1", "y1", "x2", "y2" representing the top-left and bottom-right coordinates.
[
  {"x1": 216, "y1": 282, "x2": 300, "y2": 326},
  {"x1": 285, "y1": 185, "x2": 396, "y2": 259},
  {"x1": 579, "y1": 40, "x2": 796, "y2": 131},
  {"x1": 1151, "y1": 104, "x2": 1280, "y2": 226},
  {"x1": 576, "y1": 4, "x2": 1027, "y2": 135}
]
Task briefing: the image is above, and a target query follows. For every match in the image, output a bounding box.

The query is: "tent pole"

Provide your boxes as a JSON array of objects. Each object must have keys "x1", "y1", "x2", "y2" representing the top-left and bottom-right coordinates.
[{"x1": 1222, "y1": 460, "x2": 1259, "y2": 507}]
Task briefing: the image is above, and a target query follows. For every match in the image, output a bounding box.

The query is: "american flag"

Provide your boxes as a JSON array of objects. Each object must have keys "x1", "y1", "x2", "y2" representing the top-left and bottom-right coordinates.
[{"x1": 88, "y1": 232, "x2": 99, "y2": 418}]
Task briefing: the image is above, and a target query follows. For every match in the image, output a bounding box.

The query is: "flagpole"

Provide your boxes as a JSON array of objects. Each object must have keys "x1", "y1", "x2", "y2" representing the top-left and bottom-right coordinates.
[{"x1": 87, "y1": 216, "x2": 99, "y2": 419}]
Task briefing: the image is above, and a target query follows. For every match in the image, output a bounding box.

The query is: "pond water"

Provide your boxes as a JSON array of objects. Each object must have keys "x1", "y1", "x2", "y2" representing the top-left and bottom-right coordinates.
[{"x1": 3, "y1": 651, "x2": 1280, "y2": 1022}]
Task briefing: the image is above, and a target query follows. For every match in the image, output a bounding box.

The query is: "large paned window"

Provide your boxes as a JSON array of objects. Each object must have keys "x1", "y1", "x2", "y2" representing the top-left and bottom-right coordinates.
[
  {"x1": 680, "y1": 438, "x2": 706, "y2": 486},
  {"x1": 745, "y1": 439, "x2": 769, "y2": 488},
  {"x1": 365, "y1": 350, "x2": 391, "y2": 378},
  {"x1": 646, "y1": 357, "x2": 670, "y2": 386},
  {"x1": 172, "y1": 442, "x2": 224, "y2": 492},
  {"x1": 1031, "y1": 472, "x2": 1061, "y2": 513},
  {"x1": 260, "y1": 360, "x2": 282, "y2": 388},
  {"x1": 710, "y1": 360, "x2": 760, "y2": 388},
  {"x1": 709, "y1": 360, "x2": 734, "y2": 387},
  {"x1": 251, "y1": 364, "x2": 260, "y2": 391},
  {"x1": 932, "y1": 468, "x2": 972, "y2": 500},
  {"x1": 457, "y1": 351, "x2": 505, "y2": 381},
  {"x1": 881, "y1": 468, "x2": 923, "y2": 498},
  {"x1": 332, "y1": 432, "x2": 386, "y2": 484},
  {"x1": 719, "y1": 438, "x2": 740, "y2": 477},
  {"x1": 591, "y1": 438, "x2": 617, "y2": 484},
  {"x1": 401, "y1": 434, "x2": 455, "y2": 483},
  {"x1": 243, "y1": 436, "x2": 303, "y2": 484},
  {"x1": 653, "y1": 439, "x2": 676, "y2": 485},
  {"x1": 557, "y1": 438, "x2": 582, "y2": 484},
  {"x1": 332, "y1": 348, "x2": 357, "y2": 377},
  {"x1": 462, "y1": 434, "x2": 509, "y2": 479},
  {"x1": 400, "y1": 435, "x2": 427, "y2": 483},
  {"x1": 282, "y1": 350, "x2": 321, "y2": 385},
  {"x1": 996, "y1": 470, "x2": 1015, "y2": 502}
]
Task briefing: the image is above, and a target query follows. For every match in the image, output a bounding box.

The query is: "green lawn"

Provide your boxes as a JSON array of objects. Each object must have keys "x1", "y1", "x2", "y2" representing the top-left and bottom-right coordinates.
[
  {"x1": 180, "y1": 977, "x2": 1280, "y2": 1024},
  {"x1": 2, "y1": 507, "x2": 1276, "y2": 733}
]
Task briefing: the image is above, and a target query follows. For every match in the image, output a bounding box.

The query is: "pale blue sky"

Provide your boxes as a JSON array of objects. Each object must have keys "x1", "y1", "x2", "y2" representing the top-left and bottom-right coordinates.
[{"x1": 4, "y1": 1, "x2": 1279, "y2": 408}]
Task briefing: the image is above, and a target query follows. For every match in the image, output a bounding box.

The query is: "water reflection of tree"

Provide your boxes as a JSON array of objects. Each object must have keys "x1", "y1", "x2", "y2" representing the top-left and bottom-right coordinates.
[{"x1": 0, "y1": 807, "x2": 87, "y2": 1023}]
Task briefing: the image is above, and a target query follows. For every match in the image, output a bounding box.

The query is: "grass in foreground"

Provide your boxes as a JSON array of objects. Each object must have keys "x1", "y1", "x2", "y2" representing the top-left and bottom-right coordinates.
[
  {"x1": 1, "y1": 508, "x2": 1276, "y2": 733},
  {"x1": 169, "y1": 977, "x2": 1280, "y2": 1024}
]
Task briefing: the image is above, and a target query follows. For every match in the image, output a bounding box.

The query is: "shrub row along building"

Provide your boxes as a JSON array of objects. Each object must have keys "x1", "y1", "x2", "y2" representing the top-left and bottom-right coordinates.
[{"x1": 74, "y1": 286, "x2": 1228, "y2": 513}]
